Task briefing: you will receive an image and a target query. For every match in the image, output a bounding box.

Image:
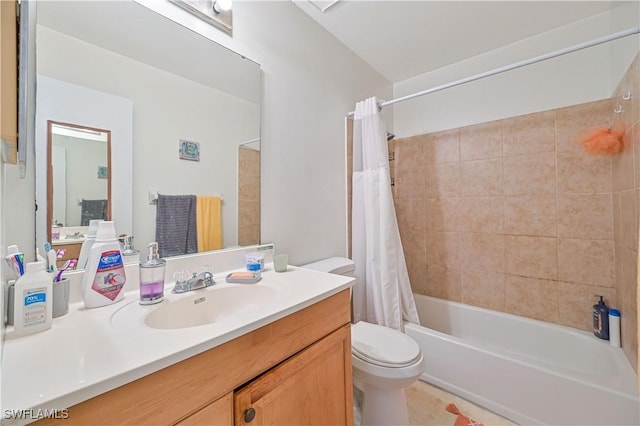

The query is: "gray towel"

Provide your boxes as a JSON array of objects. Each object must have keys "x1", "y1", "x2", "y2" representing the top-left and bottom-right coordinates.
[
  {"x1": 81, "y1": 199, "x2": 108, "y2": 225},
  {"x1": 155, "y1": 194, "x2": 198, "y2": 258}
]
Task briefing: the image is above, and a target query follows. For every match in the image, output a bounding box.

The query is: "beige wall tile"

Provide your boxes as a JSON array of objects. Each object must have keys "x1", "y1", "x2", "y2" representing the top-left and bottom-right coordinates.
[
  {"x1": 558, "y1": 238, "x2": 615, "y2": 287},
  {"x1": 503, "y1": 110, "x2": 555, "y2": 157},
  {"x1": 506, "y1": 275, "x2": 559, "y2": 322},
  {"x1": 459, "y1": 196, "x2": 504, "y2": 234},
  {"x1": 462, "y1": 269, "x2": 506, "y2": 311},
  {"x1": 426, "y1": 231, "x2": 460, "y2": 268},
  {"x1": 557, "y1": 150, "x2": 612, "y2": 194},
  {"x1": 239, "y1": 146, "x2": 260, "y2": 172},
  {"x1": 425, "y1": 163, "x2": 460, "y2": 197},
  {"x1": 407, "y1": 260, "x2": 428, "y2": 296},
  {"x1": 394, "y1": 137, "x2": 426, "y2": 199},
  {"x1": 504, "y1": 194, "x2": 557, "y2": 237},
  {"x1": 459, "y1": 120, "x2": 503, "y2": 161},
  {"x1": 557, "y1": 281, "x2": 616, "y2": 331},
  {"x1": 555, "y1": 99, "x2": 612, "y2": 153},
  {"x1": 238, "y1": 225, "x2": 260, "y2": 246},
  {"x1": 238, "y1": 200, "x2": 260, "y2": 226},
  {"x1": 425, "y1": 197, "x2": 460, "y2": 232},
  {"x1": 557, "y1": 193, "x2": 613, "y2": 240},
  {"x1": 612, "y1": 192, "x2": 621, "y2": 244},
  {"x1": 620, "y1": 189, "x2": 638, "y2": 250},
  {"x1": 460, "y1": 232, "x2": 504, "y2": 272},
  {"x1": 396, "y1": 198, "x2": 426, "y2": 233},
  {"x1": 426, "y1": 264, "x2": 462, "y2": 301},
  {"x1": 617, "y1": 244, "x2": 638, "y2": 307},
  {"x1": 621, "y1": 302, "x2": 638, "y2": 371},
  {"x1": 503, "y1": 152, "x2": 556, "y2": 196},
  {"x1": 460, "y1": 158, "x2": 503, "y2": 196},
  {"x1": 505, "y1": 236, "x2": 558, "y2": 280},
  {"x1": 425, "y1": 129, "x2": 460, "y2": 164},
  {"x1": 634, "y1": 125, "x2": 640, "y2": 186},
  {"x1": 612, "y1": 129, "x2": 635, "y2": 192},
  {"x1": 238, "y1": 172, "x2": 260, "y2": 200}
]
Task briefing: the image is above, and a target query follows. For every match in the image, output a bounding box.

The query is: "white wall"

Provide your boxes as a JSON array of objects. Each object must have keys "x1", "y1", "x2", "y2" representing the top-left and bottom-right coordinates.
[
  {"x1": 393, "y1": 6, "x2": 640, "y2": 137},
  {"x1": 52, "y1": 136, "x2": 108, "y2": 226},
  {"x1": 134, "y1": 0, "x2": 392, "y2": 265}
]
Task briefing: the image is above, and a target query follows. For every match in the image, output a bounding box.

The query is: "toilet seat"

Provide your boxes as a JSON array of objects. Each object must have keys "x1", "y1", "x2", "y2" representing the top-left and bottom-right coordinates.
[{"x1": 351, "y1": 321, "x2": 422, "y2": 368}]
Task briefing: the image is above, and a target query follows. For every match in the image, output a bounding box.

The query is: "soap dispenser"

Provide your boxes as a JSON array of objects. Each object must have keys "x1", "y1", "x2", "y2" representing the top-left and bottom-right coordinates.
[
  {"x1": 593, "y1": 295, "x2": 610, "y2": 340},
  {"x1": 139, "y1": 242, "x2": 166, "y2": 305}
]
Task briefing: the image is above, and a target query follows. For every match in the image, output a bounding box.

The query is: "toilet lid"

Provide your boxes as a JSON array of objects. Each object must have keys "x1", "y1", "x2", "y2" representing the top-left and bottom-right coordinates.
[{"x1": 351, "y1": 321, "x2": 422, "y2": 368}]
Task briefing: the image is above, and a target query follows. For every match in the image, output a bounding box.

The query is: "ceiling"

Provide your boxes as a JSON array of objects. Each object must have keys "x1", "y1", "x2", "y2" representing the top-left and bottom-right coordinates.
[{"x1": 294, "y1": 1, "x2": 621, "y2": 83}]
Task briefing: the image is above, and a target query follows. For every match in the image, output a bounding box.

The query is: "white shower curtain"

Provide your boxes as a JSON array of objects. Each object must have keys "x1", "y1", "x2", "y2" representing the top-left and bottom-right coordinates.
[{"x1": 351, "y1": 97, "x2": 419, "y2": 331}]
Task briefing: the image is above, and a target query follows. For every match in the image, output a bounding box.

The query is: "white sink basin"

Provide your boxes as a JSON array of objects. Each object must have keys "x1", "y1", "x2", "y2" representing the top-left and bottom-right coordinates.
[{"x1": 111, "y1": 284, "x2": 278, "y2": 330}]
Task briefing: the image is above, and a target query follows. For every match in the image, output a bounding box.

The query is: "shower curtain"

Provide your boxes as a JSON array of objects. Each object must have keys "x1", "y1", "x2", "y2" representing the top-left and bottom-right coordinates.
[{"x1": 351, "y1": 97, "x2": 419, "y2": 331}]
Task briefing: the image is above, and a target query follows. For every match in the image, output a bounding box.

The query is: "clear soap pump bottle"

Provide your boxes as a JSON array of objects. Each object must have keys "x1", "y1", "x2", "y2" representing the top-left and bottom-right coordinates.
[{"x1": 139, "y1": 242, "x2": 166, "y2": 305}]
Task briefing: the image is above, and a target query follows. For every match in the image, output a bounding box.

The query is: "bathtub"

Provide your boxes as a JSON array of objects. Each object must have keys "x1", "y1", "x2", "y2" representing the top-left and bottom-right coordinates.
[{"x1": 405, "y1": 294, "x2": 640, "y2": 426}]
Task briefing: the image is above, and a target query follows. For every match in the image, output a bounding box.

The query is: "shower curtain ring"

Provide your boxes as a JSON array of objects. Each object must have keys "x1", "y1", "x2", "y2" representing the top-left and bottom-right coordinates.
[
  {"x1": 622, "y1": 90, "x2": 632, "y2": 101},
  {"x1": 614, "y1": 104, "x2": 623, "y2": 114}
]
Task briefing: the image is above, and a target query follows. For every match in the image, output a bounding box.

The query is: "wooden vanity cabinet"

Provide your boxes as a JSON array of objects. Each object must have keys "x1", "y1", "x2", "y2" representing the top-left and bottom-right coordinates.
[{"x1": 36, "y1": 289, "x2": 353, "y2": 426}]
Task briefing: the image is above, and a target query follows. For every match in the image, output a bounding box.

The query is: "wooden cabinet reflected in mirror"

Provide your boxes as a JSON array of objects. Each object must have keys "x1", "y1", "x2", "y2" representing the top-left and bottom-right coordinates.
[{"x1": 47, "y1": 120, "x2": 111, "y2": 248}]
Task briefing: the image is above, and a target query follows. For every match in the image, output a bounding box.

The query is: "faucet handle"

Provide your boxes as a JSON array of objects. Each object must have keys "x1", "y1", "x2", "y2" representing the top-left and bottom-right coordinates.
[{"x1": 173, "y1": 270, "x2": 191, "y2": 284}]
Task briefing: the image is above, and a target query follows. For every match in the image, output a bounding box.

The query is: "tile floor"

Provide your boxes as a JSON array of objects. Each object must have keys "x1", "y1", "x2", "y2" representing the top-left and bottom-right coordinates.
[{"x1": 406, "y1": 380, "x2": 518, "y2": 426}]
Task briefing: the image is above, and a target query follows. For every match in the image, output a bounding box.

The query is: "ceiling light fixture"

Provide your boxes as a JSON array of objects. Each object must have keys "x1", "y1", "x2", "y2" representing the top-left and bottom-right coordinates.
[{"x1": 213, "y1": 0, "x2": 232, "y2": 14}]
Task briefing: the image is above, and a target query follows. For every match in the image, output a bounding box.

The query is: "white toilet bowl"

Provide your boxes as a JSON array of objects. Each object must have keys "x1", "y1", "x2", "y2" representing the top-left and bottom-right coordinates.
[
  {"x1": 351, "y1": 320, "x2": 425, "y2": 426},
  {"x1": 301, "y1": 257, "x2": 425, "y2": 426}
]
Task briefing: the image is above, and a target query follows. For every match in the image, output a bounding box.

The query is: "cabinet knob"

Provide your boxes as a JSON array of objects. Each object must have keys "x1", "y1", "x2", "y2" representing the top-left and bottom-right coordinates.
[{"x1": 244, "y1": 407, "x2": 256, "y2": 423}]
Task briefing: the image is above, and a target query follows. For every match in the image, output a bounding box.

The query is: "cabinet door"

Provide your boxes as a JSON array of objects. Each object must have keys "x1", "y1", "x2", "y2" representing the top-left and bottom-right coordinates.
[
  {"x1": 234, "y1": 324, "x2": 353, "y2": 426},
  {"x1": 177, "y1": 392, "x2": 233, "y2": 426}
]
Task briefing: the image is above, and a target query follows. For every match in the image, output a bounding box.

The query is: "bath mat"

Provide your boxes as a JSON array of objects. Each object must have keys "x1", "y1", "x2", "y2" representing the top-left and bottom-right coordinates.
[{"x1": 446, "y1": 403, "x2": 485, "y2": 426}]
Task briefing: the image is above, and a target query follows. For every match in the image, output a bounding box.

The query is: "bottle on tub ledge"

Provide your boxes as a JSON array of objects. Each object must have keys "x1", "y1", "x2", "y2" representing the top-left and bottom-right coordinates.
[
  {"x1": 82, "y1": 221, "x2": 127, "y2": 308},
  {"x1": 592, "y1": 295, "x2": 609, "y2": 340}
]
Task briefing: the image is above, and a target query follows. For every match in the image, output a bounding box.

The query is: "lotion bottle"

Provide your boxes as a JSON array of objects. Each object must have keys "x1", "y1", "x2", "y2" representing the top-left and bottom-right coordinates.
[
  {"x1": 593, "y1": 295, "x2": 610, "y2": 340},
  {"x1": 82, "y1": 221, "x2": 126, "y2": 308},
  {"x1": 13, "y1": 261, "x2": 52, "y2": 336}
]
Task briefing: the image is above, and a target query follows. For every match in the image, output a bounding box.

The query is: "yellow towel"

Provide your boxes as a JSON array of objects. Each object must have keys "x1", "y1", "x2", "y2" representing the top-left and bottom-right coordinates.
[{"x1": 196, "y1": 196, "x2": 222, "y2": 252}]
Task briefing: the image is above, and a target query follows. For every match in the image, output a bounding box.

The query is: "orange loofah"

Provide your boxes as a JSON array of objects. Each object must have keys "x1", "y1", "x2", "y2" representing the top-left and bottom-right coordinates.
[
  {"x1": 574, "y1": 126, "x2": 624, "y2": 156},
  {"x1": 446, "y1": 403, "x2": 485, "y2": 426}
]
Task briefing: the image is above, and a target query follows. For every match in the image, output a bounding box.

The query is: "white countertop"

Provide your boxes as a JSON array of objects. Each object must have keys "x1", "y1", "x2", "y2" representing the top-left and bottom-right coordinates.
[{"x1": 2, "y1": 264, "x2": 354, "y2": 422}]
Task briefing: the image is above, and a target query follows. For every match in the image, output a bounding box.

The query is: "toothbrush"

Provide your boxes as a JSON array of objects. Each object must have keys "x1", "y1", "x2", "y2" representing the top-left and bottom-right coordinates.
[
  {"x1": 44, "y1": 242, "x2": 58, "y2": 273},
  {"x1": 55, "y1": 259, "x2": 77, "y2": 282}
]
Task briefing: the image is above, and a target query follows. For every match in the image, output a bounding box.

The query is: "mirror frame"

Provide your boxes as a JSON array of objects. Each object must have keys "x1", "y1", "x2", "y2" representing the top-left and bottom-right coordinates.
[{"x1": 46, "y1": 120, "x2": 112, "y2": 243}]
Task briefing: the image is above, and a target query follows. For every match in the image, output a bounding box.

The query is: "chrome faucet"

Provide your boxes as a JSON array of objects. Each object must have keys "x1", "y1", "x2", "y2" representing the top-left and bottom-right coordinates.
[{"x1": 172, "y1": 271, "x2": 216, "y2": 293}]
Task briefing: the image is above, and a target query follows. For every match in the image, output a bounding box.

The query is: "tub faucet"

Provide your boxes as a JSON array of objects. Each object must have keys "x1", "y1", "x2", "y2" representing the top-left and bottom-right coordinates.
[{"x1": 172, "y1": 271, "x2": 215, "y2": 293}]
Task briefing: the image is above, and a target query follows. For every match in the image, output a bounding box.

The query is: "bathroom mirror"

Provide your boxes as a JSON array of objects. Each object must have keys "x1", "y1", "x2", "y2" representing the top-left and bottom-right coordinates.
[
  {"x1": 33, "y1": 0, "x2": 261, "y2": 262},
  {"x1": 47, "y1": 121, "x2": 111, "y2": 243}
]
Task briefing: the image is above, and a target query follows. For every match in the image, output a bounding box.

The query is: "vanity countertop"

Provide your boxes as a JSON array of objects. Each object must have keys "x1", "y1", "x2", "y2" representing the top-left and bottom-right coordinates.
[{"x1": 2, "y1": 264, "x2": 354, "y2": 421}]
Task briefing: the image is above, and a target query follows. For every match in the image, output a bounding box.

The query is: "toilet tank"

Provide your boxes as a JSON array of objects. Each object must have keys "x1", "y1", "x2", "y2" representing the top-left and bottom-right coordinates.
[{"x1": 300, "y1": 257, "x2": 355, "y2": 278}]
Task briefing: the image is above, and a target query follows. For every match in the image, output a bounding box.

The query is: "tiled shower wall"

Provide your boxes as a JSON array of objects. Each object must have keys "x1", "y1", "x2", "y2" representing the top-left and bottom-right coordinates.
[
  {"x1": 238, "y1": 146, "x2": 260, "y2": 246},
  {"x1": 392, "y1": 56, "x2": 639, "y2": 372},
  {"x1": 611, "y1": 55, "x2": 639, "y2": 371}
]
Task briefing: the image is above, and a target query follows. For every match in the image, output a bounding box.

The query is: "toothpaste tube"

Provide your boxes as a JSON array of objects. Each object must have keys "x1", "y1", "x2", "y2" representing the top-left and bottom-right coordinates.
[{"x1": 5, "y1": 245, "x2": 24, "y2": 279}]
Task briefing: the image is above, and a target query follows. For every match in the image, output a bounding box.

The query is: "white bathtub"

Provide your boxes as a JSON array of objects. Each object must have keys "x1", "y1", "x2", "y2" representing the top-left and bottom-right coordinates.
[{"x1": 405, "y1": 294, "x2": 640, "y2": 426}]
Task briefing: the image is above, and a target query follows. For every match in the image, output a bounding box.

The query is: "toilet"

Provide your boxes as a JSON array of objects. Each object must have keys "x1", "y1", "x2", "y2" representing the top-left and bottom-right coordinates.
[{"x1": 301, "y1": 257, "x2": 425, "y2": 426}]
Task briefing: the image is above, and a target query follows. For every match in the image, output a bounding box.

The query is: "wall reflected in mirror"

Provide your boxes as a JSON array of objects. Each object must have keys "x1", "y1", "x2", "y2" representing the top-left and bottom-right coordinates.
[
  {"x1": 33, "y1": 0, "x2": 261, "y2": 268},
  {"x1": 48, "y1": 121, "x2": 111, "y2": 245}
]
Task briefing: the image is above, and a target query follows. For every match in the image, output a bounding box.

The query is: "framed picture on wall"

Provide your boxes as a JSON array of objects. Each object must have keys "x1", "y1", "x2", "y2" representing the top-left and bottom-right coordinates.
[
  {"x1": 179, "y1": 139, "x2": 200, "y2": 161},
  {"x1": 97, "y1": 166, "x2": 108, "y2": 179}
]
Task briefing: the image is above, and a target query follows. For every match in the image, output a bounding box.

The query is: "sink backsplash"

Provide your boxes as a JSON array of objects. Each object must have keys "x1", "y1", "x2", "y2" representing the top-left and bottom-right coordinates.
[{"x1": 64, "y1": 244, "x2": 274, "y2": 304}]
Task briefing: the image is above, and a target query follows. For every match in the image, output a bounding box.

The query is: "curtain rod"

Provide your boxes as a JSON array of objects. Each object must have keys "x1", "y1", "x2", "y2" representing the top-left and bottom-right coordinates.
[{"x1": 348, "y1": 26, "x2": 640, "y2": 117}]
